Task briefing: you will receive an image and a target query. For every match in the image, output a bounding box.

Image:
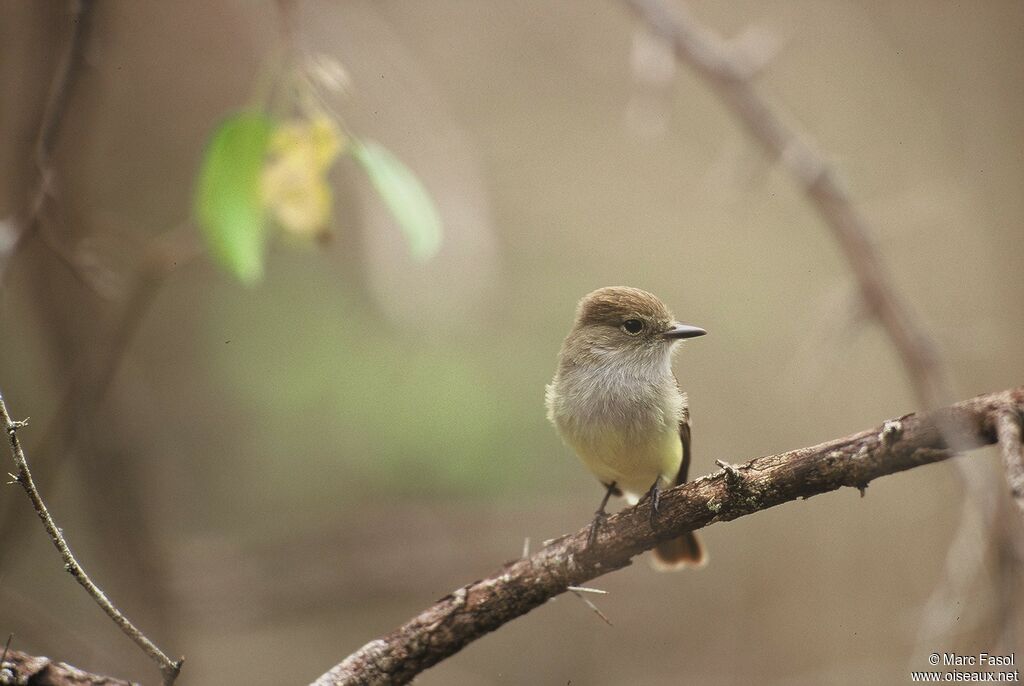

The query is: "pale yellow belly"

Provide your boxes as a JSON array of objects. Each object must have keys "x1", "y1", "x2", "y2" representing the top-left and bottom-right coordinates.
[{"x1": 567, "y1": 424, "x2": 682, "y2": 502}]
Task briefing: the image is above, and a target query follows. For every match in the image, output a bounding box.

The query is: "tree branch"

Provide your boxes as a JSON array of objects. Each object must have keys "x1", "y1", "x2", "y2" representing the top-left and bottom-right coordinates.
[
  {"x1": 311, "y1": 387, "x2": 1023, "y2": 685},
  {"x1": 1, "y1": 649, "x2": 134, "y2": 686}
]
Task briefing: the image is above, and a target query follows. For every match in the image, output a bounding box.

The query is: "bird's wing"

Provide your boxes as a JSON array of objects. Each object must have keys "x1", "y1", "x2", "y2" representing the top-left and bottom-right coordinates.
[{"x1": 674, "y1": 378, "x2": 692, "y2": 487}]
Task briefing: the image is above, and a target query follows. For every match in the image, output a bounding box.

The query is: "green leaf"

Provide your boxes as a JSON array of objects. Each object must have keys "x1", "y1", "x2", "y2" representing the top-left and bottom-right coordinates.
[
  {"x1": 194, "y1": 112, "x2": 274, "y2": 284},
  {"x1": 352, "y1": 139, "x2": 443, "y2": 262}
]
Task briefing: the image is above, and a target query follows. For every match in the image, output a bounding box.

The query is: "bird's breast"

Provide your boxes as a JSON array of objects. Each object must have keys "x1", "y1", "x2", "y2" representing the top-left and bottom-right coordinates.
[{"x1": 546, "y1": 364, "x2": 685, "y2": 498}]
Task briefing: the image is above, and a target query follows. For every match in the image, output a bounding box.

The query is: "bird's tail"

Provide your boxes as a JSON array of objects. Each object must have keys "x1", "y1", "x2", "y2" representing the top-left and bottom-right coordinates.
[{"x1": 651, "y1": 531, "x2": 706, "y2": 571}]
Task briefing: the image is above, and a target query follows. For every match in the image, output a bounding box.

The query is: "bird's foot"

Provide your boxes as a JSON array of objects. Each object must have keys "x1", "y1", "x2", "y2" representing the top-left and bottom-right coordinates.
[{"x1": 587, "y1": 481, "x2": 618, "y2": 549}]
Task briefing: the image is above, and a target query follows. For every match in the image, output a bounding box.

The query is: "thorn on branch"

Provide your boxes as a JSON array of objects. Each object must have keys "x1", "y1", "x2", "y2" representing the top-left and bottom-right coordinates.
[
  {"x1": 4, "y1": 418, "x2": 29, "y2": 437},
  {"x1": 569, "y1": 588, "x2": 613, "y2": 626},
  {"x1": 715, "y1": 459, "x2": 744, "y2": 490},
  {"x1": 879, "y1": 419, "x2": 903, "y2": 446},
  {"x1": 566, "y1": 585, "x2": 608, "y2": 595},
  {"x1": 162, "y1": 659, "x2": 185, "y2": 686}
]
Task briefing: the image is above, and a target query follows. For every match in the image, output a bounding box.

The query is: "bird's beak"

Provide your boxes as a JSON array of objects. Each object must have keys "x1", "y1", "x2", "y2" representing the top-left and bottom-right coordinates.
[{"x1": 662, "y1": 323, "x2": 707, "y2": 340}]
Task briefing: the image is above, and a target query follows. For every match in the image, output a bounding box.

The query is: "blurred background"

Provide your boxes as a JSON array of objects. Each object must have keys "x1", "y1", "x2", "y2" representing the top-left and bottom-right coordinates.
[{"x1": 1, "y1": 1, "x2": 1022, "y2": 684}]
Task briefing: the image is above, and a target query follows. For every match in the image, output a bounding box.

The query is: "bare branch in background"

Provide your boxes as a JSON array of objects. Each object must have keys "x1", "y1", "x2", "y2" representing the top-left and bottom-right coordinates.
[
  {"x1": 311, "y1": 387, "x2": 1023, "y2": 686},
  {"x1": 621, "y1": 0, "x2": 950, "y2": 414},
  {"x1": 26, "y1": 0, "x2": 93, "y2": 231},
  {"x1": 33, "y1": 1, "x2": 95, "y2": 167},
  {"x1": 0, "y1": 390, "x2": 183, "y2": 685},
  {"x1": 0, "y1": 2, "x2": 206, "y2": 651},
  {"x1": 1, "y1": 1, "x2": 95, "y2": 283},
  {"x1": 0, "y1": 222, "x2": 200, "y2": 567}
]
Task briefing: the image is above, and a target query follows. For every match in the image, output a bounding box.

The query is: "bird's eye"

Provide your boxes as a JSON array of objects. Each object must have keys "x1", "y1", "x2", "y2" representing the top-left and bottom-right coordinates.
[{"x1": 622, "y1": 319, "x2": 645, "y2": 335}]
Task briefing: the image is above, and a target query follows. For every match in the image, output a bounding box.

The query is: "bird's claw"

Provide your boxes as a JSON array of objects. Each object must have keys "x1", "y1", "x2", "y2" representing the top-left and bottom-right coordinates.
[
  {"x1": 647, "y1": 480, "x2": 662, "y2": 529},
  {"x1": 587, "y1": 510, "x2": 608, "y2": 548}
]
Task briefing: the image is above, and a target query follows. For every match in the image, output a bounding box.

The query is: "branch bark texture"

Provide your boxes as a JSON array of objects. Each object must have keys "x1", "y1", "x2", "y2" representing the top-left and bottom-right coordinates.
[
  {"x1": 312, "y1": 387, "x2": 1023, "y2": 685},
  {"x1": 2, "y1": 649, "x2": 134, "y2": 686}
]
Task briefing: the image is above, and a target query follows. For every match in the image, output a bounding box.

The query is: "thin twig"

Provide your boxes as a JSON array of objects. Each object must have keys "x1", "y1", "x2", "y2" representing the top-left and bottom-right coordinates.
[
  {"x1": 1, "y1": 2, "x2": 96, "y2": 284},
  {"x1": 311, "y1": 387, "x2": 1023, "y2": 685},
  {"x1": 0, "y1": 1, "x2": 115, "y2": 300},
  {"x1": 570, "y1": 589, "x2": 613, "y2": 626},
  {"x1": 0, "y1": 390, "x2": 182, "y2": 685},
  {"x1": 13, "y1": 0, "x2": 96, "y2": 260}
]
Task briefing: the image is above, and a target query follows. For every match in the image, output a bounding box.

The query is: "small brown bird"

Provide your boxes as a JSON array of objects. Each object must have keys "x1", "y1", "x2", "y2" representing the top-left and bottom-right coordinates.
[{"x1": 545, "y1": 286, "x2": 707, "y2": 570}]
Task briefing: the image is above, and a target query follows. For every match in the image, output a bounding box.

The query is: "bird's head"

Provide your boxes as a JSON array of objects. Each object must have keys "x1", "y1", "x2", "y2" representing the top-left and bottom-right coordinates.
[{"x1": 562, "y1": 286, "x2": 706, "y2": 367}]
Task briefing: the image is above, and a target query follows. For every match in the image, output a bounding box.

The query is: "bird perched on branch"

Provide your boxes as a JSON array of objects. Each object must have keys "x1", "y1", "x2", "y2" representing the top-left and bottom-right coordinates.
[{"x1": 546, "y1": 286, "x2": 707, "y2": 570}]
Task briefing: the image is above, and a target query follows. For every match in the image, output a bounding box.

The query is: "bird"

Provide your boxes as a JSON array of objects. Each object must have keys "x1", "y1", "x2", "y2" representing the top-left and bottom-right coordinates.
[{"x1": 545, "y1": 286, "x2": 707, "y2": 570}]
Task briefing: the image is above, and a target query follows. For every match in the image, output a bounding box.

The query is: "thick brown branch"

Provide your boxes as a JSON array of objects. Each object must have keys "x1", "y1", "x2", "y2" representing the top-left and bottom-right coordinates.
[
  {"x1": 311, "y1": 387, "x2": 1023, "y2": 685},
  {"x1": 2, "y1": 649, "x2": 134, "y2": 686}
]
